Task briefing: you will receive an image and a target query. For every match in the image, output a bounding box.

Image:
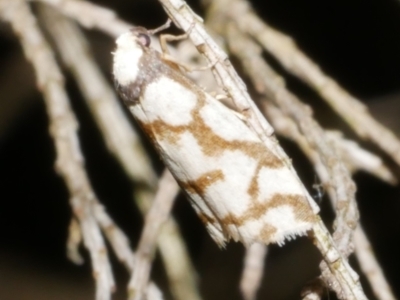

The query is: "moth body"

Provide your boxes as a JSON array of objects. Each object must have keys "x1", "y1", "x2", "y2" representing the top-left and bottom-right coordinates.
[{"x1": 112, "y1": 28, "x2": 319, "y2": 247}]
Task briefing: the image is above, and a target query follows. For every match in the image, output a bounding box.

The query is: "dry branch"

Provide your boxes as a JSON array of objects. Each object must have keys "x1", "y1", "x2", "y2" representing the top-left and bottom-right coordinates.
[
  {"x1": 31, "y1": 0, "x2": 130, "y2": 37},
  {"x1": 229, "y1": 0, "x2": 400, "y2": 169},
  {"x1": 354, "y1": 226, "x2": 396, "y2": 300},
  {"x1": 129, "y1": 170, "x2": 179, "y2": 300},
  {"x1": 210, "y1": 3, "x2": 396, "y2": 297},
  {"x1": 38, "y1": 6, "x2": 201, "y2": 300},
  {"x1": 207, "y1": 6, "x2": 359, "y2": 300},
  {"x1": 262, "y1": 101, "x2": 396, "y2": 300},
  {"x1": 0, "y1": 1, "x2": 115, "y2": 298},
  {"x1": 240, "y1": 243, "x2": 267, "y2": 300},
  {"x1": 38, "y1": 4, "x2": 156, "y2": 188},
  {"x1": 153, "y1": 0, "x2": 368, "y2": 299},
  {"x1": 2, "y1": 1, "x2": 397, "y2": 300}
]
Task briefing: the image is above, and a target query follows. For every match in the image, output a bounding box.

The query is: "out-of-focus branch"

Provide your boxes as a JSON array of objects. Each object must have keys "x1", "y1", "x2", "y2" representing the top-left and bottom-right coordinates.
[
  {"x1": 207, "y1": 2, "x2": 366, "y2": 298},
  {"x1": 38, "y1": 7, "x2": 201, "y2": 300},
  {"x1": 262, "y1": 101, "x2": 396, "y2": 300},
  {"x1": 0, "y1": 1, "x2": 115, "y2": 298},
  {"x1": 262, "y1": 103, "x2": 395, "y2": 185},
  {"x1": 129, "y1": 170, "x2": 179, "y2": 300},
  {"x1": 226, "y1": 15, "x2": 357, "y2": 299},
  {"x1": 326, "y1": 131, "x2": 396, "y2": 185},
  {"x1": 354, "y1": 226, "x2": 396, "y2": 300},
  {"x1": 152, "y1": 0, "x2": 368, "y2": 299},
  {"x1": 31, "y1": 0, "x2": 130, "y2": 37},
  {"x1": 240, "y1": 243, "x2": 267, "y2": 300},
  {"x1": 230, "y1": 0, "x2": 400, "y2": 168},
  {"x1": 38, "y1": 4, "x2": 156, "y2": 188}
]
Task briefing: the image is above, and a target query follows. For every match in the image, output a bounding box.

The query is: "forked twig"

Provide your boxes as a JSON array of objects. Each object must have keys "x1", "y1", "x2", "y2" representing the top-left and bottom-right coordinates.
[
  {"x1": 0, "y1": 1, "x2": 115, "y2": 298},
  {"x1": 262, "y1": 101, "x2": 396, "y2": 300},
  {"x1": 153, "y1": 0, "x2": 367, "y2": 299},
  {"x1": 38, "y1": 6, "x2": 201, "y2": 300},
  {"x1": 230, "y1": 0, "x2": 400, "y2": 168}
]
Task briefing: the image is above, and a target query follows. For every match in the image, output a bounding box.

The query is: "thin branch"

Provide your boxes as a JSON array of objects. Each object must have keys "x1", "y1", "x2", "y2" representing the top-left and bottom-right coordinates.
[
  {"x1": 326, "y1": 131, "x2": 396, "y2": 185},
  {"x1": 0, "y1": 1, "x2": 114, "y2": 298},
  {"x1": 354, "y1": 226, "x2": 396, "y2": 300},
  {"x1": 129, "y1": 170, "x2": 179, "y2": 300},
  {"x1": 240, "y1": 243, "x2": 267, "y2": 300},
  {"x1": 67, "y1": 217, "x2": 84, "y2": 264},
  {"x1": 93, "y1": 202, "x2": 135, "y2": 271},
  {"x1": 262, "y1": 103, "x2": 396, "y2": 185},
  {"x1": 38, "y1": 4, "x2": 157, "y2": 188},
  {"x1": 151, "y1": 0, "x2": 369, "y2": 298},
  {"x1": 231, "y1": 0, "x2": 400, "y2": 168},
  {"x1": 222, "y1": 7, "x2": 357, "y2": 258},
  {"x1": 31, "y1": 0, "x2": 130, "y2": 37},
  {"x1": 262, "y1": 101, "x2": 396, "y2": 300},
  {"x1": 39, "y1": 7, "x2": 201, "y2": 300},
  {"x1": 157, "y1": 0, "x2": 277, "y2": 143},
  {"x1": 208, "y1": 5, "x2": 365, "y2": 299}
]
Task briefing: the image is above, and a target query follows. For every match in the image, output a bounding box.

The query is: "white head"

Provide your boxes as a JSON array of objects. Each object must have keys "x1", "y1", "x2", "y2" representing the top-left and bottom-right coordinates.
[{"x1": 113, "y1": 29, "x2": 150, "y2": 86}]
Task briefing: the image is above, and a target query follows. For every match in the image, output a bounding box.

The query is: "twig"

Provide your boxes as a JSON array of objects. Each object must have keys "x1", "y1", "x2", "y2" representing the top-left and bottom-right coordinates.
[
  {"x1": 240, "y1": 243, "x2": 267, "y2": 300},
  {"x1": 151, "y1": 0, "x2": 368, "y2": 298},
  {"x1": 218, "y1": 4, "x2": 395, "y2": 295},
  {"x1": 93, "y1": 202, "x2": 135, "y2": 271},
  {"x1": 129, "y1": 170, "x2": 179, "y2": 300},
  {"x1": 38, "y1": 7, "x2": 201, "y2": 300},
  {"x1": 154, "y1": 207, "x2": 201, "y2": 300},
  {"x1": 209, "y1": 6, "x2": 365, "y2": 299},
  {"x1": 230, "y1": 0, "x2": 400, "y2": 168},
  {"x1": 354, "y1": 226, "x2": 396, "y2": 300},
  {"x1": 31, "y1": 0, "x2": 130, "y2": 37},
  {"x1": 223, "y1": 12, "x2": 356, "y2": 250},
  {"x1": 326, "y1": 131, "x2": 396, "y2": 185},
  {"x1": 262, "y1": 101, "x2": 396, "y2": 300},
  {"x1": 0, "y1": 1, "x2": 115, "y2": 298},
  {"x1": 156, "y1": 0, "x2": 277, "y2": 143},
  {"x1": 67, "y1": 217, "x2": 84, "y2": 264},
  {"x1": 262, "y1": 103, "x2": 395, "y2": 185},
  {"x1": 38, "y1": 4, "x2": 157, "y2": 188}
]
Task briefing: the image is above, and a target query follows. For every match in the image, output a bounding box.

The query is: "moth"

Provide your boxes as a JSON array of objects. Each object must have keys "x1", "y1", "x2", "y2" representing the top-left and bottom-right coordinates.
[{"x1": 112, "y1": 26, "x2": 319, "y2": 247}]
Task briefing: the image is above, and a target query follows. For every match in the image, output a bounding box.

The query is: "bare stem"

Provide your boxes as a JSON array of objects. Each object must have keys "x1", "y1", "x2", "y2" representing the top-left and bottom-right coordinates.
[
  {"x1": 38, "y1": 6, "x2": 201, "y2": 300},
  {"x1": 129, "y1": 170, "x2": 179, "y2": 300},
  {"x1": 231, "y1": 0, "x2": 400, "y2": 168},
  {"x1": 354, "y1": 226, "x2": 396, "y2": 300},
  {"x1": 240, "y1": 243, "x2": 267, "y2": 300},
  {"x1": 206, "y1": 1, "x2": 368, "y2": 298},
  {"x1": 0, "y1": 1, "x2": 115, "y2": 298},
  {"x1": 31, "y1": 0, "x2": 130, "y2": 37}
]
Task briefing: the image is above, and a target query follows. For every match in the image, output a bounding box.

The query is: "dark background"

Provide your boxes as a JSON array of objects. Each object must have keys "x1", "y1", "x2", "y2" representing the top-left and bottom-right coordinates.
[{"x1": 0, "y1": 0, "x2": 400, "y2": 299}]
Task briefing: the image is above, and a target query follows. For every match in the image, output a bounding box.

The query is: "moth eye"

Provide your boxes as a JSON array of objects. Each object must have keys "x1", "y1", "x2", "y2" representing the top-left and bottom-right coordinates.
[{"x1": 138, "y1": 33, "x2": 151, "y2": 47}]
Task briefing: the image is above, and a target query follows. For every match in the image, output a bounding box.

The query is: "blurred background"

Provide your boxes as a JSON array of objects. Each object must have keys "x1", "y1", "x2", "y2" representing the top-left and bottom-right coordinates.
[{"x1": 0, "y1": 0, "x2": 400, "y2": 299}]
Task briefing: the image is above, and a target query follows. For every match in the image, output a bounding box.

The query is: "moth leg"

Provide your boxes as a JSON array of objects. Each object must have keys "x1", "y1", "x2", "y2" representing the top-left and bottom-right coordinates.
[
  {"x1": 159, "y1": 23, "x2": 217, "y2": 72},
  {"x1": 163, "y1": 53, "x2": 217, "y2": 73},
  {"x1": 209, "y1": 91, "x2": 231, "y2": 102},
  {"x1": 209, "y1": 91, "x2": 245, "y2": 119},
  {"x1": 159, "y1": 22, "x2": 195, "y2": 55},
  {"x1": 148, "y1": 19, "x2": 172, "y2": 35}
]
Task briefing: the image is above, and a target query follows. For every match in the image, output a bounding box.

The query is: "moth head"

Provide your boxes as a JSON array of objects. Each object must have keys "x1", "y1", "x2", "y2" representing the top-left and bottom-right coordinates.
[
  {"x1": 115, "y1": 27, "x2": 151, "y2": 51},
  {"x1": 113, "y1": 27, "x2": 151, "y2": 87}
]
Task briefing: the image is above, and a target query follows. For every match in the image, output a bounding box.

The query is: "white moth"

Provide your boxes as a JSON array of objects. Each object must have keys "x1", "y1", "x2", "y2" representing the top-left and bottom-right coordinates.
[{"x1": 112, "y1": 27, "x2": 319, "y2": 247}]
